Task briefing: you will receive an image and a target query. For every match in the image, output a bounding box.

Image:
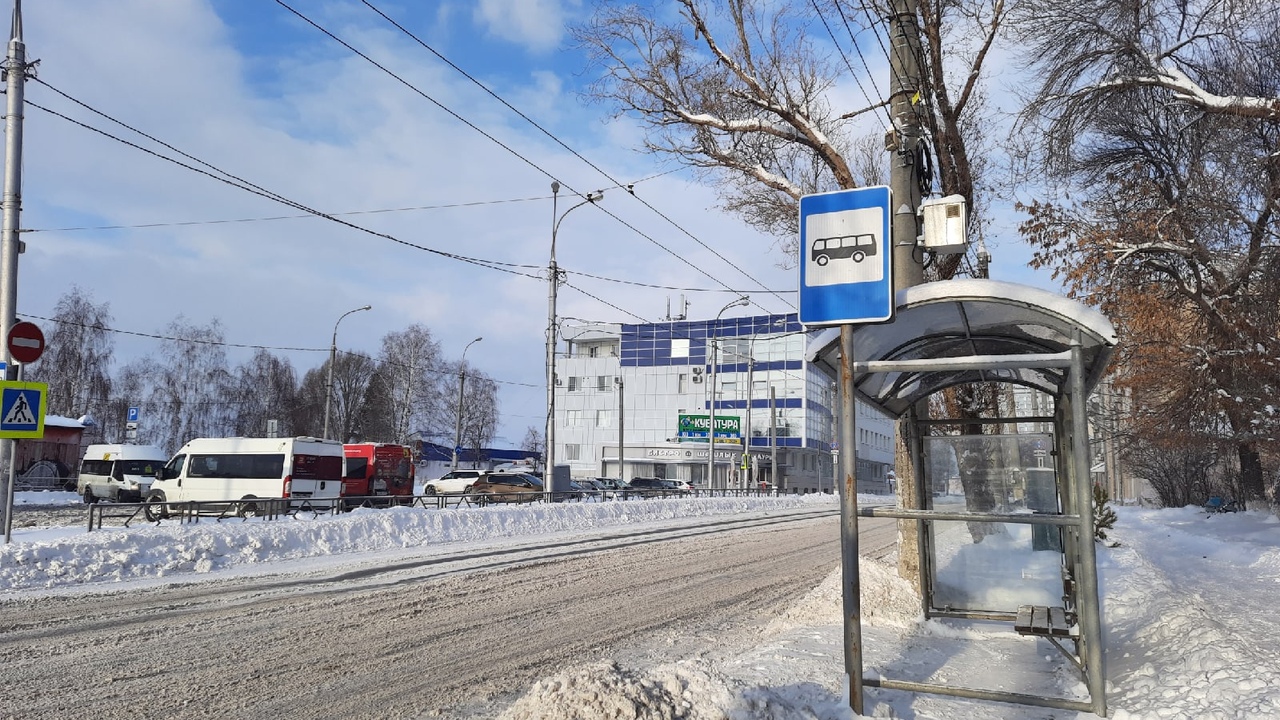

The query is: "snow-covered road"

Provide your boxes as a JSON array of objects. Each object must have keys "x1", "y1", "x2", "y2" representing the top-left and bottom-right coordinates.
[{"x1": 0, "y1": 506, "x2": 896, "y2": 719}]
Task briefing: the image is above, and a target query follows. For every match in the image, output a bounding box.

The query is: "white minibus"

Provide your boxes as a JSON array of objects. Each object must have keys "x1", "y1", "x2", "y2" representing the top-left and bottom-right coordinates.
[
  {"x1": 145, "y1": 437, "x2": 343, "y2": 520},
  {"x1": 76, "y1": 444, "x2": 168, "y2": 503}
]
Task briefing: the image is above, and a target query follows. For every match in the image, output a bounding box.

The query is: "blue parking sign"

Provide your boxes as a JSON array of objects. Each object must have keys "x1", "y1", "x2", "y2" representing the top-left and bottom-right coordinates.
[
  {"x1": 128, "y1": 406, "x2": 140, "y2": 423},
  {"x1": 798, "y1": 186, "x2": 894, "y2": 326}
]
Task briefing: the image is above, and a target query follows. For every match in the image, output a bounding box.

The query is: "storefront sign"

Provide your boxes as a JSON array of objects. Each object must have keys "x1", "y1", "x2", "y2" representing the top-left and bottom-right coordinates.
[{"x1": 677, "y1": 414, "x2": 741, "y2": 442}]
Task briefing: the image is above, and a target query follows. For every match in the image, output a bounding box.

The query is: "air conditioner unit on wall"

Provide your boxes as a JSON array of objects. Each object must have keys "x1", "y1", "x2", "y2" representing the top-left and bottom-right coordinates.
[{"x1": 691, "y1": 367, "x2": 703, "y2": 375}]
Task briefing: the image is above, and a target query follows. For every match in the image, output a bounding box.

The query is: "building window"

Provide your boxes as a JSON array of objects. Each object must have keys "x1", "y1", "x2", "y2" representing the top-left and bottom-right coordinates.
[
  {"x1": 678, "y1": 374, "x2": 688, "y2": 393},
  {"x1": 564, "y1": 443, "x2": 581, "y2": 461},
  {"x1": 671, "y1": 338, "x2": 690, "y2": 358},
  {"x1": 565, "y1": 410, "x2": 581, "y2": 427},
  {"x1": 596, "y1": 410, "x2": 612, "y2": 427},
  {"x1": 597, "y1": 375, "x2": 611, "y2": 391},
  {"x1": 588, "y1": 345, "x2": 599, "y2": 358},
  {"x1": 567, "y1": 376, "x2": 579, "y2": 392}
]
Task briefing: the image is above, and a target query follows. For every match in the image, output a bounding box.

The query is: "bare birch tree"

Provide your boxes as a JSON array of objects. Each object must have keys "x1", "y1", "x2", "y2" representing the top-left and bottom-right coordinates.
[
  {"x1": 141, "y1": 317, "x2": 234, "y2": 452},
  {"x1": 229, "y1": 349, "x2": 300, "y2": 438},
  {"x1": 28, "y1": 286, "x2": 114, "y2": 424},
  {"x1": 375, "y1": 324, "x2": 444, "y2": 446}
]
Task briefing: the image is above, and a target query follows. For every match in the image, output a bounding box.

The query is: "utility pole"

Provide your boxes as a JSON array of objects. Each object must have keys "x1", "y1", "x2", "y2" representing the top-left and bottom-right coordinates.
[
  {"x1": 887, "y1": 0, "x2": 926, "y2": 290},
  {"x1": 615, "y1": 376, "x2": 624, "y2": 480},
  {"x1": 1, "y1": 0, "x2": 27, "y2": 372},
  {"x1": 0, "y1": 1, "x2": 30, "y2": 539},
  {"x1": 769, "y1": 386, "x2": 778, "y2": 493},
  {"x1": 546, "y1": 184, "x2": 601, "y2": 492}
]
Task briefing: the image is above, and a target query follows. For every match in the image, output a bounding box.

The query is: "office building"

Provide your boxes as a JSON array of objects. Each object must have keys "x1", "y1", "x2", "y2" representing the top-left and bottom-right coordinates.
[{"x1": 553, "y1": 313, "x2": 894, "y2": 492}]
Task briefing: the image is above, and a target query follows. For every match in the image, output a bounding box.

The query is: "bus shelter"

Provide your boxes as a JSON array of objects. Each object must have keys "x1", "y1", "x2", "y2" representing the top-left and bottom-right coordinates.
[{"x1": 808, "y1": 278, "x2": 1115, "y2": 716}]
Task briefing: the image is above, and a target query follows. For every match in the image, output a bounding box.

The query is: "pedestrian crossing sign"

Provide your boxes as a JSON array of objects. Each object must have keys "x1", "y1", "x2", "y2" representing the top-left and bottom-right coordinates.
[{"x1": 0, "y1": 381, "x2": 46, "y2": 438}]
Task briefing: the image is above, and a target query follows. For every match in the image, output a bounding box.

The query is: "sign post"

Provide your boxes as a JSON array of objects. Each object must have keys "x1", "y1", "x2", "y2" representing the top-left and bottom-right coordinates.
[
  {"x1": 2, "y1": 322, "x2": 44, "y2": 543},
  {"x1": 799, "y1": 186, "x2": 895, "y2": 716}
]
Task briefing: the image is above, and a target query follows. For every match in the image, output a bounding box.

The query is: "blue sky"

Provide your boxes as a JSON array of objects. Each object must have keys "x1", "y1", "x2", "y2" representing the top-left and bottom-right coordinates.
[{"x1": 13, "y1": 0, "x2": 1056, "y2": 446}]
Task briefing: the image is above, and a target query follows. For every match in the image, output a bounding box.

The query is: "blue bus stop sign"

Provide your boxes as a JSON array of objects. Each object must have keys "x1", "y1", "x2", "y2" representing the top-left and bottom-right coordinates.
[{"x1": 798, "y1": 186, "x2": 894, "y2": 326}]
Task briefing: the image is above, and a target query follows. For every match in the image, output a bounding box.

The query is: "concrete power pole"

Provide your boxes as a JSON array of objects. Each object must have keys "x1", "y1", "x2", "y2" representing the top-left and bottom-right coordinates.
[
  {"x1": 1, "y1": 1, "x2": 27, "y2": 365},
  {"x1": 887, "y1": 0, "x2": 926, "y2": 290},
  {"x1": 0, "y1": 0, "x2": 29, "y2": 539}
]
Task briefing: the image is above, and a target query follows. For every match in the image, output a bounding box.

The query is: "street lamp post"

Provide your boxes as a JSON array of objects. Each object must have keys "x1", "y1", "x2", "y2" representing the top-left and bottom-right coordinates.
[
  {"x1": 452, "y1": 337, "x2": 483, "y2": 471},
  {"x1": 547, "y1": 181, "x2": 602, "y2": 491},
  {"x1": 707, "y1": 296, "x2": 748, "y2": 490},
  {"x1": 323, "y1": 305, "x2": 371, "y2": 441},
  {"x1": 742, "y1": 318, "x2": 787, "y2": 489}
]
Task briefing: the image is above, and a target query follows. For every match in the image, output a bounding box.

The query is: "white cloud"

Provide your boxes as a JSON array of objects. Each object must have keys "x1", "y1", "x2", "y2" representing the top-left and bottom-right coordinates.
[{"x1": 472, "y1": 0, "x2": 576, "y2": 53}]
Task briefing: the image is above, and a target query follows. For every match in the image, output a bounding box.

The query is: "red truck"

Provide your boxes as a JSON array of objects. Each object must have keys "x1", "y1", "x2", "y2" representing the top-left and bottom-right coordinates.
[{"x1": 342, "y1": 443, "x2": 415, "y2": 506}]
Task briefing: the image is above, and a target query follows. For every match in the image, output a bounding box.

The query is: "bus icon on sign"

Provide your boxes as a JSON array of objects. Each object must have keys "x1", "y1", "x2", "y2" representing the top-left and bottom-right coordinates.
[{"x1": 811, "y1": 233, "x2": 878, "y2": 265}]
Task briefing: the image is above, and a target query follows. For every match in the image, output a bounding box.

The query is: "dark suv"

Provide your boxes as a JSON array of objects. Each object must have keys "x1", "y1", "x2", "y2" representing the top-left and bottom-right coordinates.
[{"x1": 628, "y1": 477, "x2": 674, "y2": 497}]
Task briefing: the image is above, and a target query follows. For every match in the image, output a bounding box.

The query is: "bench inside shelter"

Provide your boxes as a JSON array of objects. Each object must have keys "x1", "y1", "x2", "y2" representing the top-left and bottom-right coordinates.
[{"x1": 1014, "y1": 605, "x2": 1074, "y2": 638}]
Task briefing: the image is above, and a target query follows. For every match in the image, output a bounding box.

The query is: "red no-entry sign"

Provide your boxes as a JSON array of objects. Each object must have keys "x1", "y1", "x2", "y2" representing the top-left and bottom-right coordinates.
[{"x1": 8, "y1": 321, "x2": 45, "y2": 364}]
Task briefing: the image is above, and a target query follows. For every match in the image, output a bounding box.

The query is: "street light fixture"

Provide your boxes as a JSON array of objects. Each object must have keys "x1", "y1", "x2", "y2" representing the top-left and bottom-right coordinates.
[
  {"x1": 707, "y1": 296, "x2": 749, "y2": 489},
  {"x1": 547, "y1": 181, "x2": 602, "y2": 489},
  {"x1": 452, "y1": 337, "x2": 483, "y2": 471},
  {"x1": 323, "y1": 304, "x2": 371, "y2": 441}
]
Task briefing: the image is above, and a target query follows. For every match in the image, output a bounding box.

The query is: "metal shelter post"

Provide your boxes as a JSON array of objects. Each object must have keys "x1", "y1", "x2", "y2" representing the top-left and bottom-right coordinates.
[{"x1": 1070, "y1": 333, "x2": 1107, "y2": 716}]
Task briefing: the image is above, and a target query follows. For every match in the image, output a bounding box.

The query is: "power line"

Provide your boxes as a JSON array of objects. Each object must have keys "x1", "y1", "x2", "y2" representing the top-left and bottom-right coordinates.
[
  {"x1": 359, "y1": 0, "x2": 793, "y2": 313},
  {"x1": 22, "y1": 313, "x2": 542, "y2": 389},
  {"x1": 33, "y1": 22, "x2": 782, "y2": 329},
  {"x1": 278, "y1": 0, "x2": 793, "y2": 317},
  {"x1": 809, "y1": 0, "x2": 892, "y2": 131},
  {"x1": 25, "y1": 195, "x2": 550, "y2": 233},
  {"x1": 30, "y1": 87, "x2": 793, "y2": 302},
  {"x1": 26, "y1": 88, "x2": 545, "y2": 277}
]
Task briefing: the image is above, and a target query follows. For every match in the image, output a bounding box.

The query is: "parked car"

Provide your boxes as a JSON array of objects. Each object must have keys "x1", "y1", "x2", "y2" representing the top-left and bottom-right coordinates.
[
  {"x1": 595, "y1": 477, "x2": 631, "y2": 500},
  {"x1": 571, "y1": 479, "x2": 605, "y2": 500},
  {"x1": 628, "y1": 477, "x2": 675, "y2": 497},
  {"x1": 470, "y1": 472, "x2": 544, "y2": 504},
  {"x1": 664, "y1": 479, "x2": 694, "y2": 493},
  {"x1": 423, "y1": 469, "x2": 483, "y2": 495}
]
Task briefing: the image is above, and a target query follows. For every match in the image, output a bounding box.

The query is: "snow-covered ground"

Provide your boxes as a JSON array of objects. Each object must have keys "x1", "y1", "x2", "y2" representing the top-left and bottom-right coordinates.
[{"x1": 3, "y1": 491, "x2": 1277, "y2": 719}]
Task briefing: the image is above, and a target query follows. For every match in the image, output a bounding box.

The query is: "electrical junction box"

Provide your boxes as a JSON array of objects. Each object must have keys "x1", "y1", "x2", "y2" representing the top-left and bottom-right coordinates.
[{"x1": 920, "y1": 194, "x2": 968, "y2": 254}]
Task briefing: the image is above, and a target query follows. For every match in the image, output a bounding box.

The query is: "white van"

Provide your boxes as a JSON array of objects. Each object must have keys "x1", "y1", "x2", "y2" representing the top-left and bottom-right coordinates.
[
  {"x1": 76, "y1": 444, "x2": 168, "y2": 503},
  {"x1": 145, "y1": 437, "x2": 343, "y2": 520}
]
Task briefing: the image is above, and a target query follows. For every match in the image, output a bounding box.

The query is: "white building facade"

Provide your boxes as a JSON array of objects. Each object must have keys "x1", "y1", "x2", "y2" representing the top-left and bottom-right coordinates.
[{"x1": 553, "y1": 313, "x2": 895, "y2": 493}]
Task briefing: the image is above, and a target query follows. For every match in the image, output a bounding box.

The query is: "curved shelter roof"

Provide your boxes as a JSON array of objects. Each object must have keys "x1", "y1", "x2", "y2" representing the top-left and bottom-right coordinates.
[{"x1": 807, "y1": 279, "x2": 1117, "y2": 418}]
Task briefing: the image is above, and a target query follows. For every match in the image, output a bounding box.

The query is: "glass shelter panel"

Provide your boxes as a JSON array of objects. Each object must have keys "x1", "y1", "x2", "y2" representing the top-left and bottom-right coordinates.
[{"x1": 924, "y1": 433, "x2": 1063, "y2": 614}]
